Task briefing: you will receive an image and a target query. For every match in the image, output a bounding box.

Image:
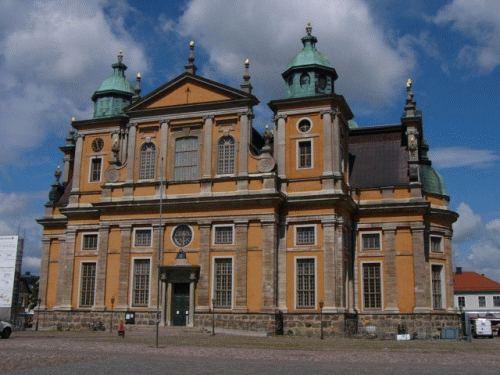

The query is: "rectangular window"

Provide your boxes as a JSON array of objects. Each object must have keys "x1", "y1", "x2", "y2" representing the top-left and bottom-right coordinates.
[
  {"x1": 478, "y1": 296, "x2": 486, "y2": 307},
  {"x1": 361, "y1": 233, "x2": 380, "y2": 251},
  {"x1": 82, "y1": 234, "x2": 98, "y2": 250},
  {"x1": 214, "y1": 226, "x2": 234, "y2": 245},
  {"x1": 214, "y1": 258, "x2": 232, "y2": 308},
  {"x1": 296, "y1": 258, "x2": 315, "y2": 308},
  {"x1": 80, "y1": 262, "x2": 96, "y2": 307},
  {"x1": 363, "y1": 263, "x2": 381, "y2": 309},
  {"x1": 134, "y1": 229, "x2": 152, "y2": 247},
  {"x1": 432, "y1": 265, "x2": 443, "y2": 309},
  {"x1": 174, "y1": 137, "x2": 198, "y2": 181},
  {"x1": 296, "y1": 225, "x2": 316, "y2": 246},
  {"x1": 493, "y1": 296, "x2": 500, "y2": 307},
  {"x1": 298, "y1": 140, "x2": 312, "y2": 168},
  {"x1": 458, "y1": 296, "x2": 465, "y2": 308},
  {"x1": 90, "y1": 157, "x2": 102, "y2": 182},
  {"x1": 431, "y1": 236, "x2": 443, "y2": 253},
  {"x1": 132, "y1": 259, "x2": 150, "y2": 306}
]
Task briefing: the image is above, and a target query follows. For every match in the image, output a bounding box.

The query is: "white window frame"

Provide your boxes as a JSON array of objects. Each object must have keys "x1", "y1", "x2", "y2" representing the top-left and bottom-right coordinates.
[
  {"x1": 294, "y1": 256, "x2": 317, "y2": 310},
  {"x1": 360, "y1": 231, "x2": 382, "y2": 251},
  {"x1": 296, "y1": 117, "x2": 313, "y2": 134},
  {"x1": 81, "y1": 232, "x2": 99, "y2": 251},
  {"x1": 361, "y1": 261, "x2": 383, "y2": 311},
  {"x1": 430, "y1": 263, "x2": 446, "y2": 310},
  {"x1": 133, "y1": 227, "x2": 153, "y2": 247},
  {"x1": 78, "y1": 261, "x2": 97, "y2": 308},
  {"x1": 493, "y1": 296, "x2": 500, "y2": 307},
  {"x1": 457, "y1": 296, "x2": 465, "y2": 308},
  {"x1": 89, "y1": 156, "x2": 103, "y2": 183},
  {"x1": 216, "y1": 136, "x2": 236, "y2": 176},
  {"x1": 294, "y1": 224, "x2": 317, "y2": 246},
  {"x1": 478, "y1": 295, "x2": 486, "y2": 308},
  {"x1": 129, "y1": 257, "x2": 151, "y2": 308},
  {"x1": 171, "y1": 224, "x2": 194, "y2": 248},
  {"x1": 296, "y1": 139, "x2": 313, "y2": 169},
  {"x1": 430, "y1": 235, "x2": 444, "y2": 253},
  {"x1": 174, "y1": 136, "x2": 199, "y2": 181},
  {"x1": 212, "y1": 224, "x2": 235, "y2": 245},
  {"x1": 211, "y1": 256, "x2": 234, "y2": 309},
  {"x1": 139, "y1": 142, "x2": 156, "y2": 180}
]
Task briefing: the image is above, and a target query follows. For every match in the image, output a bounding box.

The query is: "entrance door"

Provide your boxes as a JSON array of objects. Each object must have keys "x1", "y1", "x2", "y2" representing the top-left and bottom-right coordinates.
[{"x1": 172, "y1": 283, "x2": 190, "y2": 326}]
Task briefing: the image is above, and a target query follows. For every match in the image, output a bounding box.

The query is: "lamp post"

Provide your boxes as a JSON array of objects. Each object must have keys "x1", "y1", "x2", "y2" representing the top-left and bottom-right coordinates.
[
  {"x1": 212, "y1": 298, "x2": 216, "y2": 336},
  {"x1": 319, "y1": 300, "x2": 324, "y2": 340},
  {"x1": 110, "y1": 296, "x2": 115, "y2": 334},
  {"x1": 35, "y1": 298, "x2": 41, "y2": 331}
]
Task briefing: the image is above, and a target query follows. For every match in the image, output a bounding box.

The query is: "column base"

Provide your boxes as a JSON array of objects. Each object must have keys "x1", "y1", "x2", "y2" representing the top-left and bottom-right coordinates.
[
  {"x1": 232, "y1": 307, "x2": 248, "y2": 313},
  {"x1": 53, "y1": 304, "x2": 72, "y2": 311},
  {"x1": 195, "y1": 306, "x2": 210, "y2": 313},
  {"x1": 413, "y1": 307, "x2": 430, "y2": 313},
  {"x1": 114, "y1": 305, "x2": 129, "y2": 312}
]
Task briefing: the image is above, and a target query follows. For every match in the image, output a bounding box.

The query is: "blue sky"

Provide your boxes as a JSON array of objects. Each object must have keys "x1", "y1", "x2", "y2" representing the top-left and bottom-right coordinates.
[{"x1": 0, "y1": 0, "x2": 499, "y2": 281}]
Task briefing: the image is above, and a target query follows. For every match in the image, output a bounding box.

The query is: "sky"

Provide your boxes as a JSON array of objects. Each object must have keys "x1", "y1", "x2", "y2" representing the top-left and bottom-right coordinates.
[{"x1": 0, "y1": 0, "x2": 499, "y2": 281}]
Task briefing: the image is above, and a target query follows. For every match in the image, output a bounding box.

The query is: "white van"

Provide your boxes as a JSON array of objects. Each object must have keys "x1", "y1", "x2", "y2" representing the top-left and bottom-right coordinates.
[{"x1": 473, "y1": 318, "x2": 493, "y2": 338}]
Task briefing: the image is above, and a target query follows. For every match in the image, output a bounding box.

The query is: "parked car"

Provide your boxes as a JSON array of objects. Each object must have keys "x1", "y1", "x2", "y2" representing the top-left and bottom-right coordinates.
[
  {"x1": 472, "y1": 318, "x2": 493, "y2": 339},
  {"x1": 0, "y1": 321, "x2": 12, "y2": 339}
]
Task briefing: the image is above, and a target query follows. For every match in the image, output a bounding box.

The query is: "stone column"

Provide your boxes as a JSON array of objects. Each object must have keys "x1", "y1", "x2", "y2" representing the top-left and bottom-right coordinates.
[
  {"x1": 234, "y1": 221, "x2": 248, "y2": 312},
  {"x1": 93, "y1": 225, "x2": 110, "y2": 310},
  {"x1": 160, "y1": 273, "x2": 166, "y2": 325},
  {"x1": 150, "y1": 224, "x2": 163, "y2": 310},
  {"x1": 166, "y1": 282, "x2": 172, "y2": 326},
  {"x1": 322, "y1": 221, "x2": 336, "y2": 312},
  {"x1": 195, "y1": 223, "x2": 211, "y2": 312},
  {"x1": 261, "y1": 220, "x2": 277, "y2": 312},
  {"x1": 62, "y1": 154, "x2": 72, "y2": 186},
  {"x1": 38, "y1": 238, "x2": 51, "y2": 310},
  {"x1": 274, "y1": 115, "x2": 287, "y2": 178},
  {"x1": 125, "y1": 123, "x2": 137, "y2": 197},
  {"x1": 238, "y1": 111, "x2": 250, "y2": 177},
  {"x1": 189, "y1": 272, "x2": 196, "y2": 326},
  {"x1": 382, "y1": 226, "x2": 399, "y2": 312},
  {"x1": 116, "y1": 225, "x2": 132, "y2": 311},
  {"x1": 332, "y1": 109, "x2": 341, "y2": 174},
  {"x1": 69, "y1": 135, "x2": 84, "y2": 205},
  {"x1": 444, "y1": 232, "x2": 455, "y2": 312},
  {"x1": 120, "y1": 127, "x2": 128, "y2": 163},
  {"x1": 277, "y1": 220, "x2": 288, "y2": 312},
  {"x1": 160, "y1": 120, "x2": 169, "y2": 180},
  {"x1": 333, "y1": 222, "x2": 344, "y2": 311},
  {"x1": 412, "y1": 225, "x2": 429, "y2": 312},
  {"x1": 321, "y1": 110, "x2": 333, "y2": 176},
  {"x1": 55, "y1": 229, "x2": 76, "y2": 310},
  {"x1": 202, "y1": 116, "x2": 214, "y2": 178}
]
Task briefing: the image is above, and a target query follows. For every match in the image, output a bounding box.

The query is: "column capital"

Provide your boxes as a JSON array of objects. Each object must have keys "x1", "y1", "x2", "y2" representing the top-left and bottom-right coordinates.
[
  {"x1": 127, "y1": 121, "x2": 138, "y2": 128},
  {"x1": 202, "y1": 114, "x2": 215, "y2": 121},
  {"x1": 238, "y1": 110, "x2": 253, "y2": 118},
  {"x1": 272, "y1": 114, "x2": 287, "y2": 123},
  {"x1": 159, "y1": 119, "x2": 170, "y2": 126},
  {"x1": 382, "y1": 224, "x2": 397, "y2": 233},
  {"x1": 235, "y1": 220, "x2": 249, "y2": 227}
]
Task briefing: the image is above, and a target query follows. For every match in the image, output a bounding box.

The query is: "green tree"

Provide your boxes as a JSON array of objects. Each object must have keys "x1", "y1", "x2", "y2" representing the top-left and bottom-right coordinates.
[{"x1": 28, "y1": 280, "x2": 39, "y2": 310}]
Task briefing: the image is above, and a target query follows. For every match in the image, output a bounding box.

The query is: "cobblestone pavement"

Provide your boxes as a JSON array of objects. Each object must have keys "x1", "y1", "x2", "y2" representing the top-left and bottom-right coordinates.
[{"x1": 2, "y1": 328, "x2": 499, "y2": 374}]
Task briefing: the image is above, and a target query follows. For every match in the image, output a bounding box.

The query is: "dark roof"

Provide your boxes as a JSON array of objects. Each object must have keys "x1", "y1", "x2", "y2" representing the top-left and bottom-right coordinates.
[
  {"x1": 349, "y1": 125, "x2": 409, "y2": 189},
  {"x1": 453, "y1": 272, "x2": 500, "y2": 292}
]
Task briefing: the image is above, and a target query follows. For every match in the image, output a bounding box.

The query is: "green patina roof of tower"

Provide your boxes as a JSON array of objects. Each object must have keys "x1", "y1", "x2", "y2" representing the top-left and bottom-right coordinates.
[
  {"x1": 94, "y1": 56, "x2": 135, "y2": 97},
  {"x1": 285, "y1": 29, "x2": 333, "y2": 71},
  {"x1": 420, "y1": 138, "x2": 449, "y2": 197}
]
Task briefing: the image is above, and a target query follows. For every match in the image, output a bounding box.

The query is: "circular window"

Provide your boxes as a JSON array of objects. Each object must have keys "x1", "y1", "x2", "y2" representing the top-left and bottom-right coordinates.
[
  {"x1": 300, "y1": 73, "x2": 310, "y2": 88},
  {"x1": 172, "y1": 225, "x2": 193, "y2": 247},
  {"x1": 298, "y1": 119, "x2": 312, "y2": 133}
]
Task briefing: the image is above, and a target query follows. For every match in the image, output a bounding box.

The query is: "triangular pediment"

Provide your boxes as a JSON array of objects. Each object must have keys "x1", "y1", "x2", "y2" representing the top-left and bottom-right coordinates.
[{"x1": 128, "y1": 73, "x2": 257, "y2": 112}]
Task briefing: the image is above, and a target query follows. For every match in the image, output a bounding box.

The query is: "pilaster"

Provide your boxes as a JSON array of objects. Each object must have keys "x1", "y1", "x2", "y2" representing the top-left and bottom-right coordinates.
[
  {"x1": 277, "y1": 220, "x2": 288, "y2": 312},
  {"x1": 125, "y1": 123, "x2": 137, "y2": 197},
  {"x1": 274, "y1": 115, "x2": 287, "y2": 178},
  {"x1": 234, "y1": 221, "x2": 248, "y2": 312},
  {"x1": 332, "y1": 108, "x2": 341, "y2": 174},
  {"x1": 202, "y1": 116, "x2": 214, "y2": 179},
  {"x1": 69, "y1": 135, "x2": 84, "y2": 205},
  {"x1": 195, "y1": 222, "x2": 211, "y2": 312},
  {"x1": 54, "y1": 229, "x2": 76, "y2": 310},
  {"x1": 444, "y1": 232, "x2": 455, "y2": 312},
  {"x1": 38, "y1": 238, "x2": 51, "y2": 310},
  {"x1": 322, "y1": 220, "x2": 336, "y2": 311},
  {"x1": 382, "y1": 225, "x2": 399, "y2": 312},
  {"x1": 261, "y1": 220, "x2": 277, "y2": 312},
  {"x1": 412, "y1": 225, "x2": 429, "y2": 312},
  {"x1": 160, "y1": 120, "x2": 169, "y2": 179},
  {"x1": 93, "y1": 226, "x2": 109, "y2": 310},
  {"x1": 116, "y1": 225, "x2": 132, "y2": 311},
  {"x1": 150, "y1": 224, "x2": 164, "y2": 309}
]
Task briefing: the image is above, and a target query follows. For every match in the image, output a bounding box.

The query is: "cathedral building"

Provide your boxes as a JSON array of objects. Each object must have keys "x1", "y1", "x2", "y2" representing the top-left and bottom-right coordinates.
[{"x1": 38, "y1": 25, "x2": 459, "y2": 336}]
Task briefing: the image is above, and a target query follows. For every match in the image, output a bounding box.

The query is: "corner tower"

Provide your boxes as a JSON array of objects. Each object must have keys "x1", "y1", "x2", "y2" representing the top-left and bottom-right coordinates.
[{"x1": 282, "y1": 22, "x2": 338, "y2": 98}]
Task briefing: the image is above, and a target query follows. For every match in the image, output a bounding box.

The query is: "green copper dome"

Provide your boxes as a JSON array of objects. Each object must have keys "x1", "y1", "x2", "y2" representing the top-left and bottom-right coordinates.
[
  {"x1": 92, "y1": 51, "x2": 136, "y2": 119},
  {"x1": 419, "y1": 139, "x2": 449, "y2": 197},
  {"x1": 282, "y1": 23, "x2": 338, "y2": 99}
]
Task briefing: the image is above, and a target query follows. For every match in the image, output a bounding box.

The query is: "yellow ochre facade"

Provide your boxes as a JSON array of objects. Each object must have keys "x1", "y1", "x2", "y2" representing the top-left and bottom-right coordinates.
[{"x1": 38, "y1": 26, "x2": 459, "y2": 336}]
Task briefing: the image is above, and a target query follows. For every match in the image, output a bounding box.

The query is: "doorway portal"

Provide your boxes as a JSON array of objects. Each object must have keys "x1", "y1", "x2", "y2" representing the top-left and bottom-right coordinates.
[{"x1": 172, "y1": 283, "x2": 190, "y2": 326}]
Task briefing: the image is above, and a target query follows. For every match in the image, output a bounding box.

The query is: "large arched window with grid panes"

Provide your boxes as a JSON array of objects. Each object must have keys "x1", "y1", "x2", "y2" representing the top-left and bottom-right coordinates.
[
  {"x1": 139, "y1": 143, "x2": 156, "y2": 180},
  {"x1": 217, "y1": 136, "x2": 235, "y2": 175}
]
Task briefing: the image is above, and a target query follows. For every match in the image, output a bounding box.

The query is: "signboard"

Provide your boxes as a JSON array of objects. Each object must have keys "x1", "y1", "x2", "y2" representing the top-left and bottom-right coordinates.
[{"x1": 0, "y1": 236, "x2": 19, "y2": 308}]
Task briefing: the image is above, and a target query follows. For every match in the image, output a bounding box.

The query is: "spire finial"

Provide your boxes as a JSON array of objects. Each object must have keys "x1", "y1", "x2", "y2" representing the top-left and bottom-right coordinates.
[
  {"x1": 306, "y1": 20, "x2": 312, "y2": 36},
  {"x1": 403, "y1": 77, "x2": 417, "y2": 117},
  {"x1": 71, "y1": 117, "x2": 75, "y2": 123},
  {"x1": 241, "y1": 58, "x2": 252, "y2": 94},
  {"x1": 185, "y1": 40, "x2": 197, "y2": 74},
  {"x1": 54, "y1": 166, "x2": 61, "y2": 184},
  {"x1": 134, "y1": 72, "x2": 142, "y2": 99},
  {"x1": 117, "y1": 50, "x2": 123, "y2": 62}
]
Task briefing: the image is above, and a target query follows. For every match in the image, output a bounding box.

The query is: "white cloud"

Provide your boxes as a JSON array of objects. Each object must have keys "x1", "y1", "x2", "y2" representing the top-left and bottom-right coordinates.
[
  {"x1": 0, "y1": 0, "x2": 148, "y2": 168},
  {"x1": 22, "y1": 257, "x2": 41, "y2": 274},
  {"x1": 433, "y1": 0, "x2": 500, "y2": 74},
  {"x1": 169, "y1": 0, "x2": 416, "y2": 108},
  {"x1": 429, "y1": 147, "x2": 499, "y2": 169},
  {"x1": 453, "y1": 203, "x2": 483, "y2": 243}
]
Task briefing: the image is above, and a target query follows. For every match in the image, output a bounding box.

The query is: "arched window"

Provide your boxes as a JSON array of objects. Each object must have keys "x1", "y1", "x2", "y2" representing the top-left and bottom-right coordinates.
[
  {"x1": 139, "y1": 143, "x2": 156, "y2": 180},
  {"x1": 217, "y1": 136, "x2": 235, "y2": 175}
]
